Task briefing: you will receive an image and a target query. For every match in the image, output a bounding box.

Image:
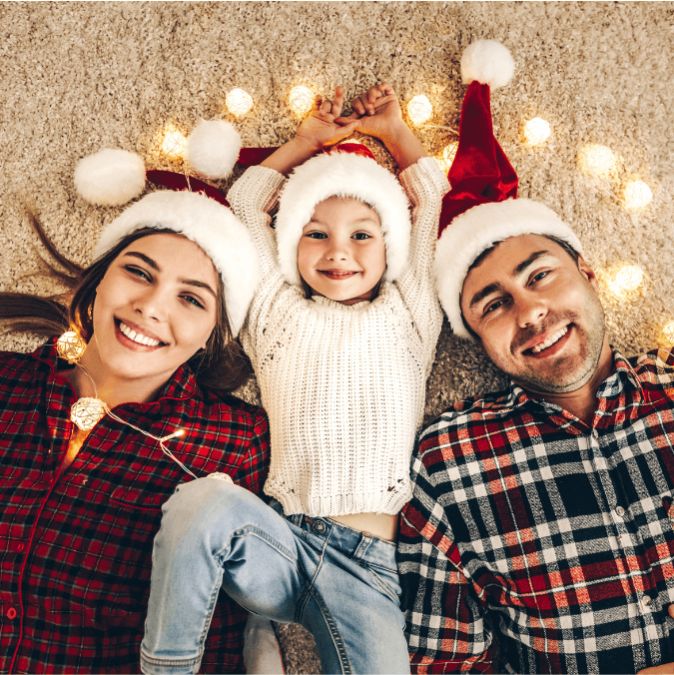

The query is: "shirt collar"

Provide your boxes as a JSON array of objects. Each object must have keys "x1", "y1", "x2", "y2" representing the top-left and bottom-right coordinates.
[{"x1": 33, "y1": 337, "x2": 199, "y2": 404}]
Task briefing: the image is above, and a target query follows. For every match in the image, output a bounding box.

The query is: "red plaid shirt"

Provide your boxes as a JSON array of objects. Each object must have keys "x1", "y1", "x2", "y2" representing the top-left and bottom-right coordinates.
[
  {"x1": 399, "y1": 348, "x2": 674, "y2": 674},
  {"x1": 0, "y1": 339, "x2": 269, "y2": 674}
]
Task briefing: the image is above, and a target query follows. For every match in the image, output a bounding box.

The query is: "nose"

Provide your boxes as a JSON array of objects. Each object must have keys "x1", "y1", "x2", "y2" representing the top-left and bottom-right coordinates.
[
  {"x1": 515, "y1": 292, "x2": 547, "y2": 328},
  {"x1": 324, "y1": 240, "x2": 349, "y2": 262},
  {"x1": 132, "y1": 286, "x2": 168, "y2": 322}
]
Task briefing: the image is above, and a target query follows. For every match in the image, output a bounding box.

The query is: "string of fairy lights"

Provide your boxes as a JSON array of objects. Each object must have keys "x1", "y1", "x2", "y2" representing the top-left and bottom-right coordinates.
[{"x1": 159, "y1": 85, "x2": 672, "y2": 345}]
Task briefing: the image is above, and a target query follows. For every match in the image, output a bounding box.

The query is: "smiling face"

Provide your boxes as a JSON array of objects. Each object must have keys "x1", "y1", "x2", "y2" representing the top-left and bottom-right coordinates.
[
  {"x1": 296, "y1": 196, "x2": 387, "y2": 305},
  {"x1": 460, "y1": 234, "x2": 610, "y2": 394},
  {"x1": 80, "y1": 233, "x2": 219, "y2": 401}
]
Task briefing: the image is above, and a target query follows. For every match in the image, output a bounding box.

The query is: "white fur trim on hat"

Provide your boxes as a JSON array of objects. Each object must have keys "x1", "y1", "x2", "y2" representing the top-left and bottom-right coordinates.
[
  {"x1": 275, "y1": 152, "x2": 411, "y2": 287},
  {"x1": 435, "y1": 198, "x2": 583, "y2": 339},
  {"x1": 75, "y1": 149, "x2": 146, "y2": 206},
  {"x1": 186, "y1": 119, "x2": 241, "y2": 180},
  {"x1": 461, "y1": 39, "x2": 514, "y2": 89},
  {"x1": 94, "y1": 191, "x2": 259, "y2": 337}
]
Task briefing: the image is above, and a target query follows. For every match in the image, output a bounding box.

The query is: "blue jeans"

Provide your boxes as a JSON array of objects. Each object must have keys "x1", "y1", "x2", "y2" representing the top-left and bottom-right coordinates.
[{"x1": 140, "y1": 476, "x2": 410, "y2": 674}]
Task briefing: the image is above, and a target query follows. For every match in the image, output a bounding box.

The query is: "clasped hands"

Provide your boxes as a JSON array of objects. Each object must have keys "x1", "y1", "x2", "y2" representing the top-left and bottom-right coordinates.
[{"x1": 295, "y1": 84, "x2": 406, "y2": 152}]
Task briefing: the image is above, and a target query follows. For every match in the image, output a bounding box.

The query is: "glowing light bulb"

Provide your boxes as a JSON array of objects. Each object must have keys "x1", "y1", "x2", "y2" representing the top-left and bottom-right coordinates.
[
  {"x1": 608, "y1": 264, "x2": 644, "y2": 296},
  {"x1": 578, "y1": 144, "x2": 616, "y2": 176},
  {"x1": 70, "y1": 397, "x2": 107, "y2": 431},
  {"x1": 288, "y1": 86, "x2": 315, "y2": 116},
  {"x1": 623, "y1": 180, "x2": 653, "y2": 210},
  {"x1": 523, "y1": 117, "x2": 551, "y2": 146},
  {"x1": 662, "y1": 320, "x2": 674, "y2": 344},
  {"x1": 57, "y1": 330, "x2": 86, "y2": 364},
  {"x1": 226, "y1": 88, "x2": 253, "y2": 117},
  {"x1": 407, "y1": 95, "x2": 433, "y2": 126},
  {"x1": 161, "y1": 125, "x2": 187, "y2": 159}
]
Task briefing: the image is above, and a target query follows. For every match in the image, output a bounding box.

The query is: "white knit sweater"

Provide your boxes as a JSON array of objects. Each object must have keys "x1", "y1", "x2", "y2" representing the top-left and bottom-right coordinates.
[{"x1": 228, "y1": 157, "x2": 448, "y2": 517}]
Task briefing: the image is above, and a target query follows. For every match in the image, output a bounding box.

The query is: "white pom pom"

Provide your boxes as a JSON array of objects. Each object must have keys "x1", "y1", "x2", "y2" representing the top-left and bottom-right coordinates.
[
  {"x1": 461, "y1": 39, "x2": 514, "y2": 89},
  {"x1": 75, "y1": 149, "x2": 146, "y2": 206},
  {"x1": 187, "y1": 120, "x2": 241, "y2": 180}
]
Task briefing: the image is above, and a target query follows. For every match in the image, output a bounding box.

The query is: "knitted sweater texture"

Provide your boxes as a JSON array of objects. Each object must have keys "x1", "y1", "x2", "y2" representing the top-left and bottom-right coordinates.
[{"x1": 228, "y1": 157, "x2": 448, "y2": 517}]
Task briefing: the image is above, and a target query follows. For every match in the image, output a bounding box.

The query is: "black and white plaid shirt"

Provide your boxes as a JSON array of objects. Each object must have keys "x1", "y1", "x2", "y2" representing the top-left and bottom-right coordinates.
[{"x1": 399, "y1": 348, "x2": 674, "y2": 673}]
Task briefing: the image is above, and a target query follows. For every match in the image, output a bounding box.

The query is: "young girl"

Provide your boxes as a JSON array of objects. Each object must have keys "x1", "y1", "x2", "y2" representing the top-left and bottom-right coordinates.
[
  {"x1": 140, "y1": 84, "x2": 449, "y2": 674},
  {"x1": 0, "y1": 189, "x2": 268, "y2": 673}
]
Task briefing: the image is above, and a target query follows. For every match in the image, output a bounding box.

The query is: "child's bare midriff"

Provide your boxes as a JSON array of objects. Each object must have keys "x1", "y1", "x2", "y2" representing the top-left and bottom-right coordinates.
[{"x1": 330, "y1": 512, "x2": 398, "y2": 541}]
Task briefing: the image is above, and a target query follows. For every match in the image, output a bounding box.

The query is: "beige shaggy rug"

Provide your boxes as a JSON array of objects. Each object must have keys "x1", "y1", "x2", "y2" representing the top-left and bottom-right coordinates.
[{"x1": 1, "y1": 1, "x2": 672, "y2": 671}]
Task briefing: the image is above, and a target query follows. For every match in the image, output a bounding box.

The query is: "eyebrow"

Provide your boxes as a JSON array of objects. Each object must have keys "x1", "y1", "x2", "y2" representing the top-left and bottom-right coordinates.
[
  {"x1": 513, "y1": 250, "x2": 549, "y2": 276},
  {"x1": 122, "y1": 251, "x2": 217, "y2": 299},
  {"x1": 468, "y1": 250, "x2": 552, "y2": 308},
  {"x1": 469, "y1": 282, "x2": 502, "y2": 308},
  {"x1": 306, "y1": 216, "x2": 380, "y2": 227}
]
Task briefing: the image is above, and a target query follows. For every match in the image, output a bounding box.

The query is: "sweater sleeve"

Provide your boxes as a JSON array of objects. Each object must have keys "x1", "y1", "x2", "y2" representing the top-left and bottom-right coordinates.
[
  {"x1": 395, "y1": 157, "x2": 449, "y2": 355},
  {"x1": 227, "y1": 165, "x2": 287, "y2": 281},
  {"x1": 227, "y1": 166, "x2": 289, "y2": 353}
]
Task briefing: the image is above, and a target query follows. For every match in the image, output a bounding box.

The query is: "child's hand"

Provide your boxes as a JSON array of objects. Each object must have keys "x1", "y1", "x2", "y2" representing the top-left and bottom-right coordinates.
[
  {"x1": 295, "y1": 86, "x2": 360, "y2": 152},
  {"x1": 341, "y1": 83, "x2": 406, "y2": 144},
  {"x1": 341, "y1": 83, "x2": 424, "y2": 171}
]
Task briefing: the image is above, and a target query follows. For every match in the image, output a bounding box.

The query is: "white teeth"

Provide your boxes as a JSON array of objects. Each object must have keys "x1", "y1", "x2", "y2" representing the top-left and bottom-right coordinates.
[
  {"x1": 119, "y1": 321, "x2": 161, "y2": 347},
  {"x1": 530, "y1": 326, "x2": 569, "y2": 353}
]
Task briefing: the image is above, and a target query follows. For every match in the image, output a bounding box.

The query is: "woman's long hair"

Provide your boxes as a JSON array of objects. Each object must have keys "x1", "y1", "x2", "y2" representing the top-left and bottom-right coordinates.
[{"x1": 0, "y1": 211, "x2": 251, "y2": 392}]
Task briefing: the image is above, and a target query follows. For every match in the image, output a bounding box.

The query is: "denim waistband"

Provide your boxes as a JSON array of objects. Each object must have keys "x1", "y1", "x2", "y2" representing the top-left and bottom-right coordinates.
[{"x1": 269, "y1": 498, "x2": 397, "y2": 572}]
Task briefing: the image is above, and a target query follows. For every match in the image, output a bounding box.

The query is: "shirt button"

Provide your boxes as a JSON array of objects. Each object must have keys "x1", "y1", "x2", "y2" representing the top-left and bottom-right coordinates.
[
  {"x1": 640, "y1": 594, "x2": 653, "y2": 609},
  {"x1": 16, "y1": 543, "x2": 25, "y2": 553},
  {"x1": 615, "y1": 506, "x2": 626, "y2": 518},
  {"x1": 6, "y1": 607, "x2": 17, "y2": 620}
]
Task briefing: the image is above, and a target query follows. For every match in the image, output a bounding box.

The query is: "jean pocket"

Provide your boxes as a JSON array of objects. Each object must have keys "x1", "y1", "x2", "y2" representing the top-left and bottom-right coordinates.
[{"x1": 363, "y1": 561, "x2": 402, "y2": 606}]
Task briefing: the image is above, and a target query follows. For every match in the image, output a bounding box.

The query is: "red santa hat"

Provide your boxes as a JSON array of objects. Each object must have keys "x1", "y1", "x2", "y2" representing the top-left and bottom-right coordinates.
[
  {"x1": 435, "y1": 40, "x2": 583, "y2": 339},
  {"x1": 275, "y1": 142, "x2": 412, "y2": 287},
  {"x1": 74, "y1": 120, "x2": 259, "y2": 337}
]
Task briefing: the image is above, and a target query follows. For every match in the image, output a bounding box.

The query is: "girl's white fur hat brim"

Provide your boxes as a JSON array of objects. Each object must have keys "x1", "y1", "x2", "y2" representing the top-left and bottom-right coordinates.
[
  {"x1": 94, "y1": 190, "x2": 259, "y2": 337},
  {"x1": 435, "y1": 198, "x2": 583, "y2": 339},
  {"x1": 275, "y1": 152, "x2": 411, "y2": 287}
]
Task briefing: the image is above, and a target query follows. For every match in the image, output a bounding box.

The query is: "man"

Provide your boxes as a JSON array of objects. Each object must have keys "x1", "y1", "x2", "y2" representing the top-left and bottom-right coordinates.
[{"x1": 399, "y1": 39, "x2": 674, "y2": 675}]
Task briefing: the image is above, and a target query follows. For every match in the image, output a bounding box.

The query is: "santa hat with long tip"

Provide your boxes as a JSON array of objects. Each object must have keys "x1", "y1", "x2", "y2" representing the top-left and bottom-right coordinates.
[
  {"x1": 275, "y1": 141, "x2": 412, "y2": 288},
  {"x1": 74, "y1": 120, "x2": 259, "y2": 337},
  {"x1": 435, "y1": 39, "x2": 583, "y2": 339}
]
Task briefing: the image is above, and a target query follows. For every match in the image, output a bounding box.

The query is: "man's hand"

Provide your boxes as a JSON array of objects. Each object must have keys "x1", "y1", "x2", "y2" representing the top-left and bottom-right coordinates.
[{"x1": 636, "y1": 604, "x2": 674, "y2": 673}]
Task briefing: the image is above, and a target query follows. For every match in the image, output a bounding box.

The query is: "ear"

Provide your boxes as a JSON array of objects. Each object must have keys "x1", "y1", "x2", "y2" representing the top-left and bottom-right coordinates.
[{"x1": 577, "y1": 255, "x2": 599, "y2": 289}]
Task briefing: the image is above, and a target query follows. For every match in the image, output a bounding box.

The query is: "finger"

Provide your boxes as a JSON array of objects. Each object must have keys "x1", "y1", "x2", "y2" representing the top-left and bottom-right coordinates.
[
  {"x1": 351, "y1": 96, "x2": 367, "y2": 117},
  {"x1": 332, "y1": 86, "x2": 345, "y2": 117},
  {"x1": 339, "y1": 119, "x2": 360, "y2": 137},
  {"x1": 335, "y1": 113, "x2": 360, "y2": 126},
  {"x1": 366, "y1": 84, "x2": 384, "y2": 105},
  {"x1": 319, "y1": 98, "x2": 332, "y2": 116},
  {"x1": 669, "y1": 604, "x2": 674, "y2": 620},
  {"x1": 363, "y1": 87, "x2": 380, "y2": 115},
  {"x1": 379, "y1": 82, "x2": 395, "y2": 97}
]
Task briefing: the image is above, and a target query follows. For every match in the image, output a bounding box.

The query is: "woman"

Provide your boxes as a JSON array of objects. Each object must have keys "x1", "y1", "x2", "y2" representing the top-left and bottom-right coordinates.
[{"x1": 0, "y1": 187, "x2": 269, "y2": 673}]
